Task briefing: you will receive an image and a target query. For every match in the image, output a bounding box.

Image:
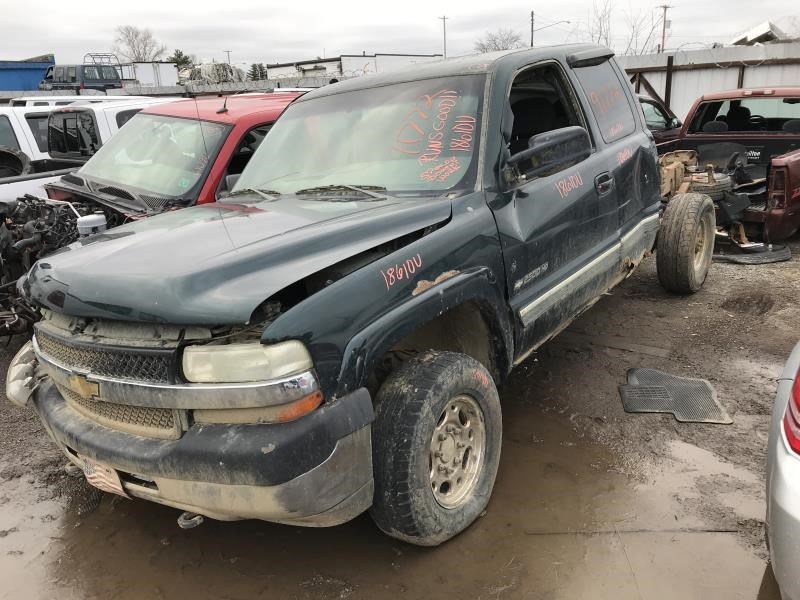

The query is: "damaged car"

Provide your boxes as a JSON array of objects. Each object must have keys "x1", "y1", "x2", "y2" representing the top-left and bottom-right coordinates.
[
  {"x1": 7, "y1": 45, "x2": 715, "y2": 546},
  {"x1": 0, "y1": 92, "x2": 300, "y2": 335}
]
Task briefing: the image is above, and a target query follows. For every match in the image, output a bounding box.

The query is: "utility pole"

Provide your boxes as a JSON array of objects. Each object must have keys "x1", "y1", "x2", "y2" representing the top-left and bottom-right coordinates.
[
  {"x1": 439, "y1": 16, "x2": 448, "y2": 59},
  {"x1": 224, "y1": 50, "x2": 232, "y2": 64},
  {"x1": 530, "y1": 11, "x2": 535, "y2": 47},
  {"x1": 658, "y1": 5, "x2": 671, "y2": 53}
]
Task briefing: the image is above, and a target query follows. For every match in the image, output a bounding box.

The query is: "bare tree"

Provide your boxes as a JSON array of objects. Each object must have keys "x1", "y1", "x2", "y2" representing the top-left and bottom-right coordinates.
[
  {"x1": 113, "y1": 25, "x2": 168, "y2": 62},
  {"x1": 587, "y1": 0, "x2": 613, "y2": 47},
  {"x1": 621, "y1": 7, "x2": 662, "y2": 55},
  {"x1": 474, "y1": 28, "x2": 525, "y2": 53}
]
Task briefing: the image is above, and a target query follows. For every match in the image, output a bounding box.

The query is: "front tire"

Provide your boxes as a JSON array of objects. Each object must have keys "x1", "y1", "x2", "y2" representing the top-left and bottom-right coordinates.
[
  {"x1": 370, "y1": 351, "x2": 502, "y2": 546},
  {"x1": 657, "y1": 192, "x2": 715, "y2": 293}
]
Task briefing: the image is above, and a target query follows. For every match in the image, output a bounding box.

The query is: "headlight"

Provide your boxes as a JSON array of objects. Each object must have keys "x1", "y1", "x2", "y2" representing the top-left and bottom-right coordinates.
[{"x1": 182, "y1": 341, "x2": 312, "y2": 383}]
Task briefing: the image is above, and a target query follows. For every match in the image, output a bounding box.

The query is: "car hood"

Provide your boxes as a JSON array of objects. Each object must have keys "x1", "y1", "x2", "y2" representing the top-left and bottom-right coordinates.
[{"x1": 24, "y1": 196, "x2": 452, "y2": 325}]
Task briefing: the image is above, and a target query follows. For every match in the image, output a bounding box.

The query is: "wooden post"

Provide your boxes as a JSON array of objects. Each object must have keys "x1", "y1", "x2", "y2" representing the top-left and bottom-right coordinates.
[{"x1": 664, "y1": 55, "x2": 674, "y2": 109}]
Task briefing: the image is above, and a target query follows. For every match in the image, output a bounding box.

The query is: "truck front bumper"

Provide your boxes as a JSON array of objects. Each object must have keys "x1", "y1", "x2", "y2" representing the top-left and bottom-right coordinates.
[{"x1": 32, "y1": 381, "x2": 375, "y2": 526}]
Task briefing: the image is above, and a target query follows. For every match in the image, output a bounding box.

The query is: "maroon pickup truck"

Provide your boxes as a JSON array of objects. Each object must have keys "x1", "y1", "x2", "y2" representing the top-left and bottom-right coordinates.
[{"x1": 677, "y1": 87, "x2": 800, "y2": 241}]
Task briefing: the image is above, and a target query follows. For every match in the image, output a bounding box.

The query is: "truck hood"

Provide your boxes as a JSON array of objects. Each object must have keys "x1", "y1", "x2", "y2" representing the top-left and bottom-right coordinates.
[{"x1": 24, "y1": 196, "x2": 452, "y2": 324}]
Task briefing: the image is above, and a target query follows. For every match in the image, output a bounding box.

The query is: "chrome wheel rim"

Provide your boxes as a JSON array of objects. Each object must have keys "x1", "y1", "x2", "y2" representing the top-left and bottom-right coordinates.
[{"x1": 429, "y1": 395, "x2": 486, "y2": 509}]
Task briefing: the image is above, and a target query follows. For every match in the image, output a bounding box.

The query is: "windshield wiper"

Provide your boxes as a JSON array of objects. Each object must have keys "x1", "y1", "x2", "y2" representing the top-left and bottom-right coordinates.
[
  {"x1": 294, "y1": 184, "x2": 387, "y2": 200},
  {"x1": 226, "y1": 188, "x2": 280, "y2": 202}
]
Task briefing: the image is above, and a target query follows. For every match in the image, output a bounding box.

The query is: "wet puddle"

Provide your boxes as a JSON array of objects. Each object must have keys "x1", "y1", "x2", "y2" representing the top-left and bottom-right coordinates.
[{"x1": 0, "y1": 383, "x2": 779, "y2": 600}]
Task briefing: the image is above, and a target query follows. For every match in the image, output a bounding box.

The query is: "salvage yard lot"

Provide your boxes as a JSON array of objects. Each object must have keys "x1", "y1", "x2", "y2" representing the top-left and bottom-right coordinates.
[{"x1": 0, "y1": 241, "x2": 797, "y2": 599}]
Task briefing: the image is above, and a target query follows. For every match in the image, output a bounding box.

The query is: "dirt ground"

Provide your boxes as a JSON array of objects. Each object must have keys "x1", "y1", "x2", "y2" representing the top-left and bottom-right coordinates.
[{"x1": 1, "y1": 239, "x2": 798, "y2": 600}]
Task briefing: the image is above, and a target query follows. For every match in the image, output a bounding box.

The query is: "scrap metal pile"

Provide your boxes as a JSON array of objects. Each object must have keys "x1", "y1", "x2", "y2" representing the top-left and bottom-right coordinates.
[{"x1": 0, "y1": 194, "x2": 125, "y2": 335}]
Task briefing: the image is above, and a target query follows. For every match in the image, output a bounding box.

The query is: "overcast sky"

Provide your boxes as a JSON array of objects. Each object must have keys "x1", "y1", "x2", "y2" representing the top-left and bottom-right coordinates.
[{"x1": 2, "y1": 0, "x2": 798, "y2": 66}]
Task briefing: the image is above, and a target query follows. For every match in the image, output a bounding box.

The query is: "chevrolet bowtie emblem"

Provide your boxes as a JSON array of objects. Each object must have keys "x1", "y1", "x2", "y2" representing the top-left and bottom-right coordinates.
[{"x1": 66, "y1": 374, "x2": 100, "y2": 399}]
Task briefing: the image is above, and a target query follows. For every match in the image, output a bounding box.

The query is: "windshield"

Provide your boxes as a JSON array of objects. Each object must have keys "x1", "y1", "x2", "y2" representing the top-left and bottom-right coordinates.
[
  {"x1": 234, "y1": 75, "x2": 486, "y2": 196},
  {"x1": 78, "y1": 113, "x2": 229, "y2": 198}
]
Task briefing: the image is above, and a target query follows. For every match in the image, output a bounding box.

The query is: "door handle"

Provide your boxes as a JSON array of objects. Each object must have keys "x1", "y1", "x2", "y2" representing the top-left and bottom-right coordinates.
[{"x1": 595, "y1": 172, "x2": 614, "y2": 195}]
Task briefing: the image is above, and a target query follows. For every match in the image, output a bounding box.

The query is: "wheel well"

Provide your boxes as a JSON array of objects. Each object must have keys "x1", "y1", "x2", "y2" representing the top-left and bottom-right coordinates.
[{"x1": 369, "y1": 301, "x2": 501, "y2": 396}]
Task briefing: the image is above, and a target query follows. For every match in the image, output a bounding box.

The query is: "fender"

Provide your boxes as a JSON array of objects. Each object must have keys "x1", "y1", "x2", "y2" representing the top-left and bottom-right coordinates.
[
  {"x1": 336, "y1": 267, "x2": 514, "y2": 397},
  {"x1": 263, "y1": 192, "x2": 511, "y2": 398}
]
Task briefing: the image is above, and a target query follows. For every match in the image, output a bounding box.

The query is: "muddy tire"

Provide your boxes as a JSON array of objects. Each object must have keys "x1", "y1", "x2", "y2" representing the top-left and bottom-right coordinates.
[
  {"x1": 657, "y1": 192, "x2": 715, "y2": 294},
  {"x1": 370, "y1": 350, "x2": 502, "y2": 546},
  {"x1": 0, "y1": 146, "x2": 32, "y2": 178}
]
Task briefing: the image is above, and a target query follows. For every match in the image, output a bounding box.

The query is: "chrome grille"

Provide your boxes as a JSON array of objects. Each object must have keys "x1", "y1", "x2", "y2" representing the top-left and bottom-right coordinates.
[
  {"x1": 58, "y1": 385, "x2": 181, "y2": 440},
  {"x1": 35, "y1": 328, "x2": 173, "y2": 383}
]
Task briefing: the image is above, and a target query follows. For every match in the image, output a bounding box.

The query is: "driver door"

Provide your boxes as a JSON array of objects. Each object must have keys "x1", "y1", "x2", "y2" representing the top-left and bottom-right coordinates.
[{"x1": 490, "y1": 62, "x2": 621, "y2": 358}]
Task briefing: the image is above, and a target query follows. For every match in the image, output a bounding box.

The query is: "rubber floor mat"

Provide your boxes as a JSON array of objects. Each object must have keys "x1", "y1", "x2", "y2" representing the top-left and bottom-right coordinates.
[
  {"x1": 714, "y1": 245, "x2": 791, "y2": 264},
  {"x1": 620, "y1": 368, "x2": 732, "y2": 424}
]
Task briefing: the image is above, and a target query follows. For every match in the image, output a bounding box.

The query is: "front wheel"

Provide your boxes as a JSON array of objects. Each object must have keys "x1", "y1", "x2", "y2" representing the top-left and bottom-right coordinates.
[
  {"x1": 370, "y1": 351, "x2": 502, "y2": 546},
  {"x1": 657, "y1": 192, "x2": 715, "y2": 293}
]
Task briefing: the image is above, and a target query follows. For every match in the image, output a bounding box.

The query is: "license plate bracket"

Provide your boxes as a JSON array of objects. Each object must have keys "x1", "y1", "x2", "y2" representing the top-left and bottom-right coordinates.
[{"x1": 81, "y1": 456, "x2": 129, "y2": 498}]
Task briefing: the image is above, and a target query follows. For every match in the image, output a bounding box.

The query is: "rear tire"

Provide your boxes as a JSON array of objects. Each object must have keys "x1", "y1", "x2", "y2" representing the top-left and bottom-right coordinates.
[
  {"x1": 370, "y1": 351, "x2": 502, "y2": 546},
  {"x1": 657, "y1": 192, "x2": 715, "y2": 293}
]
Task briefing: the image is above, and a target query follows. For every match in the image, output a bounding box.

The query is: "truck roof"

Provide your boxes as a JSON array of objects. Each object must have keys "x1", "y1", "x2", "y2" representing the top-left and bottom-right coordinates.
[
  {"x1": 143, "y1": 93, "x2": 302, "y2": 125},
  {"x1": 697, "y1": 87, "x2": 800, "y2": 102},
  {"x1": 297, "y1": 44, "x2": 607, "y2": 102}
]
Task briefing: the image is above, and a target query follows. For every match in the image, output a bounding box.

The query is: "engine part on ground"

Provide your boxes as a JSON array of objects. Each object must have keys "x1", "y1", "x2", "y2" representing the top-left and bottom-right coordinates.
[
  {"x1": 620, "y1": 367, "x2": 731, "y2": 424},
  {"x1": 0, "y1": 146, "x2": 32, "y2": 178},
  {"x1": 688, "y1": 169, "x2": 733, "y2": 201},
  {"x1": 77, "y1": 213, "x2": 108, "y2": 236}
]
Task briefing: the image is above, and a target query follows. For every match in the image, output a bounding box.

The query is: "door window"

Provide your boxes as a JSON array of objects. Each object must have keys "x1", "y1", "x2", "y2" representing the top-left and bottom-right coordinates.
[
  {"x1": 25, "y1": 114, "x2": 49, "y2": 151},
  {"x1": 54, "y1": 66, "x2": 64, "y2": 81},
  {"x1": 573, "y1": 61, "x2": 636, "y2": 143},
  {"x1": 67, "y1": 67, "x2": 77, "y2": 82},
  {"x1": 101, "y1": 66, "x2": 120, "y2": 80},
  {"x1": 507, "y1": 64, "x2": 587, "y2": 176},
  {"x1": 84, "y1": 66, "x2": 100, "y2": 80},
  {"x1": 641, "y1": 100, "x2": 669, "y2": 129},
  {"x1": 0, "y1": 117, "x2": 20, "y2": 150},
  {"x1": 227, "y1": 124, "x2": 273, "y2": 176}
]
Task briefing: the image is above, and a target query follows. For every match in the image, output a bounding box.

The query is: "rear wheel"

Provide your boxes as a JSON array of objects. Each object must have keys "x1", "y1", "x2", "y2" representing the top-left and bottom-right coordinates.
[
  {"x1": 657, "y1": 192, "x2": 715, "y2": 293},
  {"x1": 370, "y1": 351, "x2": 502, "y2": 546}
]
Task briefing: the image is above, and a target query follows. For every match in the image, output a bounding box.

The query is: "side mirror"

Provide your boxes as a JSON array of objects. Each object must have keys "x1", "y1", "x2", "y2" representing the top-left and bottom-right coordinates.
[
  {"x1": 216, "y1": 173, "x2": 241, "y2": 200},
  {"x1": 506, "y1": 126, "x2": 591, "y2": 183},
  {"x1": 225, "y1": 173, "x2": 241, "y2": 191}
]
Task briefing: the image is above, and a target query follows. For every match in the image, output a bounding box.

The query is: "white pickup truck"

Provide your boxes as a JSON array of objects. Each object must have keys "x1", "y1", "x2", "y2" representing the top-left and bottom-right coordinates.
[{"x1": 0, "y1": 97, "x2": 176, "y2": 199}]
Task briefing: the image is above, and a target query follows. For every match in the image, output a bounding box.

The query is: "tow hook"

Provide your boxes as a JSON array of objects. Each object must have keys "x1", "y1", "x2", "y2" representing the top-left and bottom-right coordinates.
[{"x1": 177, "y1": 512, "x2": 205, "y2": 529}]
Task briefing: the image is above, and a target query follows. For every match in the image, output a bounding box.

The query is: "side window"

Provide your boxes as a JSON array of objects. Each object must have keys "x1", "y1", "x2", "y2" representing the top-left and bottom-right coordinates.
[
  {"x1": 55, "y1": 101, "x2": 72, "y2": 106},
  {"x1": 67, "y1": 67, "x2": 77, "y2": 82},
  {"x1": 507, "y1": 64, "x2": 584, "y2": 173},
  {"x1": 33, "y1": 101, "x2": 48, "y2": 107},
  {"x1": 641, "y1": 100, "x2": 669, "y2": 129},
  {"x1": 115, "y1": 109, "x2": 141, "y2": 129},
  {"x1": 227, "y1": 124, "x2": 273, "y2": 176},
  {"x1": 25, "y1": 114, "x2": 49, "y2": 151},
  {"x1": 0, "y1": 116, "x2": 20, "y2": 150},
  {"x1": 102, "y1": 66, "x2": 119, "y2": 80},
  {"x1": 84, "y1": 66, "x2": 100, "y2": 80},
  {"x1": 54, "y1": 66, "x2": 64, "y2": 81},
  {"x1": 573, "y1": 61, "x2": 636, "y2": 143}
]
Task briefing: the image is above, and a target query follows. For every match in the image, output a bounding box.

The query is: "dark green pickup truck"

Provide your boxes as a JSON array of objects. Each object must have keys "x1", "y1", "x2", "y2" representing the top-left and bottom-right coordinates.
[{"x1": 7, "y1": 44, "x2": 714, "y2": 546}]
